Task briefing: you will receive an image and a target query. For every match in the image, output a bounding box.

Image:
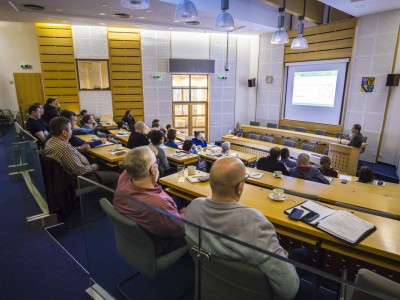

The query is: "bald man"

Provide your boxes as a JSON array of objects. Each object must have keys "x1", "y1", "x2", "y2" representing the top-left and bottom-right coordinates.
[{"x1": 184, "y1": 156, "x2": 299, "y2": 300}]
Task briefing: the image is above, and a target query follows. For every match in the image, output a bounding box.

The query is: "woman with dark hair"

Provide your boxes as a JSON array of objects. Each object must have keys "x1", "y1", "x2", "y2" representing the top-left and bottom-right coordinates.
[
  {"x1": 150, "y1": 129, "x2": 169, "y2": 169},
  {"x1": 122, "y1": 109, "x2": 136, "y2": 131},
  {"x1": 41, "y1": 97, "x2": 60, "y2": 125},
  {"x1": 192, "y1": 131, "x2": 207, "y2": 148},
  {"x1": 279, "y1": 147, "x2": 296, "y2": 168},
  {"x1": 358, "y1": 166, "x2": 375, "y2": 184},
  {"x1": 182, "y1": 139, "x2": 197, "y2": 154},
  {"x1": 78, "y1": 109, "x2": 88, "y2": 127},
  {"x1": 318, "y1": 156, "x2": 338, "y2": 178},
  {"x1": 165, "y1": 129, "x2": 179, "y2": 149}
]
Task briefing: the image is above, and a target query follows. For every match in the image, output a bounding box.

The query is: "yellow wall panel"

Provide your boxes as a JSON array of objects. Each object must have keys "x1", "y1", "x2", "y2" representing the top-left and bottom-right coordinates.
[
  {"x1": 112, "y1": 94, "x2": 143, "y2": 101},
  {"x1": 42, "y1": 71, "x2": 77, "y2": 80},
  {"x1": 284, "y1": 48, "x2": 353, "y2": 62},
  {"x1": 39, "y1": 54, "x2": 75, "y2": 63},
  {"x1": 41, "y1": 63, "x2": 76, "y2": 71},
  {"x1": 108, "y1": 40, "x2": 141, "y2": 48},
  {"x1": 109, "y1": 64, "x2": 141, "y2": 72},
  {"x1": 113, "y1": 102, "x2": 143, "y2": 109},
  {"x1": 111, "y1": 72, "x2": 142, "y2": 80},
  {"x1": 110, "y1": 57, "x2": 141, "y2": 64},
  {"x1": 109, "y1": 48, "x2": 141, "y2": 57},
  {"x1": 37, "y1": 37, "x2": 73, "y2": 46},
  {"x1": 39, "y1": 46, "x2": 74, "y2": 55}
]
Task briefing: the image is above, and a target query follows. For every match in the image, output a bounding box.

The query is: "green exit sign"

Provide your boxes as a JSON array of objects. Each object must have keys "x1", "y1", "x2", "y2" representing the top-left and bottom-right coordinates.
[{"x1": 20, "y1": 64, "x2": 32, "y2": 69}]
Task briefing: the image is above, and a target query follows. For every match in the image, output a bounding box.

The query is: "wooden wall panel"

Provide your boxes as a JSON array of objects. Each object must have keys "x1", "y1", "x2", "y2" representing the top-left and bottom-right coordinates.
[
  {"x1": 35, "y1": 23, "x2": 80, "y2": 113},
  {"x1": 107, "y1": 27, "x2": 143, "y2": 121}
]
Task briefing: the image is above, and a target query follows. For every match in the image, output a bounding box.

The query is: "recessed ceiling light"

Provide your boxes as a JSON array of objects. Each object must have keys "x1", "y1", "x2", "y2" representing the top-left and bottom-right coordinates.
[
  {"x1": 145, "y1": 10, "x2": 152, "y2": 13},
  {"x1": 173, "y1": 20, "x2": 180, "y2": 23},
  {"x1": 138, "y1": 16, "x2": 146, "y2": 19},
  {"x1": 54, "y1": 8, "x2": 63, "y2": 12},
  {"x1": 101, "y1": 3, "x2": 109, "y2": 7},
  {"x1": 23, "y1": 4, "x2": 45, "y2": 10},
  {"x1": 61, "y1": 20, "x2": 68, "y2": 23},
  {"x1": 98, "y1": 12, "x2": 106, "y2": 15},
  {"x1": 99, "y1": 22, "x2": 106, "y2": 25},
  {"x1": 355, "y1": 5, "x2": 365, "y2": 8},
  {"x1": 168, "y1": 27, "x2": 174, "y2": 30},
  {"x1": 113, "y1": 13, "x2": 131, "y2": 19}
]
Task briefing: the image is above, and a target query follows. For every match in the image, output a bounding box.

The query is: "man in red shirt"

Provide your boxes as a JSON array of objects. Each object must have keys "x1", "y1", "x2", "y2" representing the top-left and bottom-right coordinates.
[{"x1": 113, "y1": 146, "x2": 186, "y2": 255}]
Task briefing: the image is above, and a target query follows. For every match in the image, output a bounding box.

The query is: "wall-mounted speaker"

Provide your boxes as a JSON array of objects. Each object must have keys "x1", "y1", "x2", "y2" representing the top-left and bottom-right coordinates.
[
  {"x1": 248, "y1": 78, "x2": 256, "y2": 87},
  {"x1": 386, "y1": 74, "x2": 400, "y2": 86}
]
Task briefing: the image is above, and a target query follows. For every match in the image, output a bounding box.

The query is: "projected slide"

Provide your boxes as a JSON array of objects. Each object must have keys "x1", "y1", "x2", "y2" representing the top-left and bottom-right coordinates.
[{"x1": 292, "y1": 70, "x2": 338, "y2": 107}]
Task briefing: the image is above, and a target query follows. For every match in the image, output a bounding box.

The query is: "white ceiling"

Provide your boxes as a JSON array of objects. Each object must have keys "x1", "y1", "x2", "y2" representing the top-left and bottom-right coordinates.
[{"x1": 1, "y1": 0, "x2": 399, "y2": 35}]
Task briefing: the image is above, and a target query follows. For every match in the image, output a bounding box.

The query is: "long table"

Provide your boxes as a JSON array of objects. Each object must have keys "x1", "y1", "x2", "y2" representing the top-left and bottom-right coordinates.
[
  {"x1": 199, "y1": 148, "x2": 257, "y2": 165},
  {"x1": 160, "y1": 173, "x2": 400, "y2": 272},
  {"x1": 245, "y1": 168, "x2": 400, "y2": 218}
]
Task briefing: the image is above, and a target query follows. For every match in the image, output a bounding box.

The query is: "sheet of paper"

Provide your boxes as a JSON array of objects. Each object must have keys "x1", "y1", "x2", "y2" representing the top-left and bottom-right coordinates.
[
  {"x1": 297, "y1": 200, "x2": 336, "y2": 225},
  {"x1": 95, "y1": 141, "x2": 113, "y2": 147},
  {"x1": 339, "y1": 174, "x2": 352, "y2": 181},
  {"x1": 250, "y1": 172, "x2": 263, "y2": 179}
]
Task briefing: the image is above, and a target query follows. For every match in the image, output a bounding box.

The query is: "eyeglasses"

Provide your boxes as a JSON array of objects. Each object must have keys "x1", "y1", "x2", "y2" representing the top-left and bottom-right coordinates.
[{"x1": 235, "y1": 173, "x2": 249, "y2": 188}]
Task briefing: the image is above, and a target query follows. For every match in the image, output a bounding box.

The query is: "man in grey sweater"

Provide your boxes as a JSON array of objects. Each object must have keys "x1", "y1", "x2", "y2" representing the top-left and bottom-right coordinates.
[{"x1": 184, "y1": 156, "x2": 300, "y2": 300}]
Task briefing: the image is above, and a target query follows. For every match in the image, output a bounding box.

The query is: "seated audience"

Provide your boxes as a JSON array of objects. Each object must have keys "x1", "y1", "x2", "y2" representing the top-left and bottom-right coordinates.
[
  {"x1": 280, "y1": 147, "x2": 296, "y2": 168},
  {"x1": 151, "y1": 118, "x2": 160, "y2": 129},
  {"x1": 43, "y1": 117, "x2": 119, "y2": 188},
  {"x1": 78, "y1": 109, "x2": 88, "y2": 127},
  {"x1": 33, "y1": 102, "x2": 50, "y2": 131},
  {"x1": 80, "y1": 114, "x2": 107, "y2": 138},
  {"x1": 165, "y1": 129, "x2": 179, "y2": 149},
  {"x1": 150, "y1": 129, "x2": 170, "y2": 170},
  {"x1": 289, "y1": 153, "x2": 329, "y2": 184},
  {"x1": 182, "y1": 139, "x2": 197, "y2": 154},
  {"x1": 122, "y1": 109, "x2": 136, "y2": 131},
  {"x1": 184, "y1": 156, "x2": 300, "y2": 300},
  {"x1": 232, "y1": 122, "x2": 244, "y2": 137},
  {"x1": 41, "y1": 98, "x2": 60, "y2": 125},
  {"x1": 318, "y1": 156, "x2": 338, "y2": 178},
  {"x1": 192, "y1": 131, "x2": 207, "y2": 148},
  {"x1": 25, "y1": 104, "x2": 49, "y2": 143},
  {"x1": 113, "y1": 146, "x2": 186, "y2": 255},
  {"x1": 221, "y1": 141, "x2": 230, "y2": 156},
  {"x1": 127, "y1": 121, "x2": 150, "y2": 149},
  {"x1": 257, "y1": 147, "x2": 290, "y2": 175},
  {"x1": 349, "y1": 124, "x2": 364, "y2": 149},
  {"x1": 358, "y1": 166, "x2": 375, "y2": 184}
]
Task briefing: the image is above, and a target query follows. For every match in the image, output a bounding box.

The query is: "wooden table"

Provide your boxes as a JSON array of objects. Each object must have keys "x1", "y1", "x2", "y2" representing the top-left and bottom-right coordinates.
[
  {"x1": 160, "y1": 173, "x2": 400, "y2": 272},
  {"x1": 245, "y1": 168, "x2": 400, "y2": 218},
  {"x1": 199, "y1": 148, "x2": 257, "y2": 165},
  {"x1": 163, "y1": 147, "x2": 199, "y2": 166},
  {"x1": 109, "y1": 129, "x2": 130, "y2": 144},
  {"x1": 87, "y1": 144, "x2": 129, "y2": 167}
]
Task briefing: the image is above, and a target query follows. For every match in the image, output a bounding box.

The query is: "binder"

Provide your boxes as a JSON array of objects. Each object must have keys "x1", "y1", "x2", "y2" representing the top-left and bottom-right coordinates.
[{"x1": 285, "y1": 200, "x2": 376, "y2": 245}]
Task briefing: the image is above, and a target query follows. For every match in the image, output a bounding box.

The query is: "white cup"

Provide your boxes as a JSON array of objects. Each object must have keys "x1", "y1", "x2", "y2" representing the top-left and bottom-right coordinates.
[
  {"x1": 272, "y1": 188, "x2": 284, "y2": 200},
  {"x1": 273, "y1": 171, "x2": 282, "y2": 178},
  {"x1": 211, "y1": 149, "x2": 216, "y2": 155},
  {"x1": 114, "y1": 143, "x2": 123, "y2": 151},
  {"x1": 187, "y1": 165, "x2": 197, "y2": 175}
]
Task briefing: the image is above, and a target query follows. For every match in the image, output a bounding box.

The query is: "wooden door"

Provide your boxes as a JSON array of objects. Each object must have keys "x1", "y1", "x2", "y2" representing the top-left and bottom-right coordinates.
[{"x1": 13, "y1": 73, "x2": 44, "y2": 124}]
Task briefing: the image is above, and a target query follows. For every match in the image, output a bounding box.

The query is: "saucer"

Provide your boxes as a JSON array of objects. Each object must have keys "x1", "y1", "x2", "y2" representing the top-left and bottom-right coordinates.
[
  {"x1": 268, "y1": 193, "x2": 287, "y2": 201},
  {"x1": 273, "y1": 174, "x2": 282, "y2": 178}
]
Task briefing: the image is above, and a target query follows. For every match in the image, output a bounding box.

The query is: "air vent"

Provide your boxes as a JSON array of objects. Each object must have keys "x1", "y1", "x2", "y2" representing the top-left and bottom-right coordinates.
[
  {"x1": 186, "y1": 20, "x2": 200, "y2": 25},
  {"x1": 23, "y1": 4, "x2": 45, "y2": 10},
  {"x1": 113, "y1": 13, "x2": 132, "y2": 18}
]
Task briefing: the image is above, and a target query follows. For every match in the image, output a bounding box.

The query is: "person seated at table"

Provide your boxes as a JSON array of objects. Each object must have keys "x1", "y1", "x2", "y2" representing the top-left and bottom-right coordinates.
[
  {"x1": 280, "y1": 147, "x2": 296, "y2": 168},
  {"x1": 43, "y1": 117, "x2": 119, "y2": 188},
  {"x1": 127, "y1": 121, "x2": 150, "y2": 149},
  {"x1": 121, "y1": 109, "x2": 136, "y2": 131},
  {"x1": 318, "y1": 156, "x2": 338, "y2": 178},
  {"x1": 192, "y1": 131, "x2": 207, "y2": 148},
  {"x1": 289, "y1": 153, "x2": 329, "y2": 184},
  {"x1": 165, "y1": 129, "x2": 179, "y2": 149},
  {"x1": 232, "y1": 122, "x2": 244, "y2": 137},
  {"x1": 113, "y1": 146, "x2": 186, "y2": 256},
  {"x1": 78, "y1": 109, "x2": 88, "y2": 127},
  {"x1": 358, "y1": 166, "x2": 375, "y2": 184},
  {"x1": 182, "y1": 139, "x2": 197, "y2": 154},
  {"x1": 257, "y1": 147, "x2": 290, "y2": 176},
  {"x1": 80, "y1": 114, "x2": 107, "y2": 138},
  {"x1": 221, "y1": 141, "x2": 230, "y2": 156},
  {"x1": 33, "y1": 102, "x2": 50, "y2": 131},
  {"x1": 184, "y1": 156, "x2": 300, "y2": 300},
  {"x1": 149, "y1": 129, "x2": 170, "y2": 170},
  {"x1": 349, "y1": 124, "x2": 364, "y2": 149},
  {"x1": 41, "y1": 97, "x2": 60, "y2": 125},
  {"x1": 25, "y1": 104, "x2": 49, "y2": 144}
]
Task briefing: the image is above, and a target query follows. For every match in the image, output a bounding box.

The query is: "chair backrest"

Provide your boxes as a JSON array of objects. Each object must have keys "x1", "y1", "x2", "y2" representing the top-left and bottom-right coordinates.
[
  {"x1": 323, "y1": 148, "x2": 329, "y2": 155},
  {"x1": 262, "y1": 136, "x2": 275, "y2": 143},
  {"x1": 351, "y1": 268, "x2": 400, "y2": 300},
  {"x1": 249, "y1": 133, "x2": 261, "y2": 140},
  {"x1": 190, "y1": 248, "x2": 273, "y2": 300},
  {"x1": 266, "y1": 123, "x2": 278, "y2": 129},
  {"x1": 315, "y1": 129, "x2": 327, "y2": 136},
  {"x1": 334, "y1": 202, "x2": 398, "y2": 220},
  {"x1": 335, "y1": 132, "x2": 347, "y2": 138},
  {"x1": 99, "y1": 198, "x2": 158, "y2": 278},
  {"x1": 280, "y1": 124, "x2": 291, "y2": 130},
  {"x1": 295, "y1": 126, "x2": 307, "y2": 133},
  {"x1": 283, "y1": 139, "x2": 296, "y2": 148},
  {"x1": 301, "y1": 144, "x2": 316, "y2": 152},
  {"x1": 250, "y1": 121, "x2": 260, "y2": 126},
  {"x1": 274, "y1": 187, "x2": 319, "y2": 201}
]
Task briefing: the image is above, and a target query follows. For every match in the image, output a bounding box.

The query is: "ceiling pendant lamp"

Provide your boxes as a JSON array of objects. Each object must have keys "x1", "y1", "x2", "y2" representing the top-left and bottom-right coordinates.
[
  {"x1": 121, "y1": 0, "x2": 150, "y2": 10},
  {"x1": 271, "y1": 0, "x2": 289, "y2": 45},
  {"x1": 224, "y1": 31, "x2": 230, "y2": 71},
  {"x1": 291, "y1": 0, "x2": 308, "y2": 49},
  {"x1": 175, "y1": 0, "x2": 199, "y2": 23},
  {"x1": 215, "y1": 0, "x2": 234, "y2": 31}
]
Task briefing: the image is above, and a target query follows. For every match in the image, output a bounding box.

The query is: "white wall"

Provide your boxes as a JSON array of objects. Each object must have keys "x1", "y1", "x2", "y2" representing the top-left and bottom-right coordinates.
[{"x1": 0, "y1": 22, "x2": 41, "y2": 112}]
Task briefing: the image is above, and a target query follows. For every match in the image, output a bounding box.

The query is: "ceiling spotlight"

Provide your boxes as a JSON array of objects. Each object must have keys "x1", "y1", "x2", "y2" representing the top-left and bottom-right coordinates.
[
  {"x1": 121, "y1": 0, "x2": 150, "y2": 10},
  {"x1": 113, "y1": 13, "x2": 132, "y2": 18},
  {"x1": 175, "y1": 0, "x2": 198, "y2": 23},
  {"x1": 23, "y1": 4, "x2": 45, "y2": 10},
  {"x1": 215, "y1": 0, "x2": 234, "y2": 31},
  {"x1": 271, "y1": 0, "x2": 289, "y2": 45}
]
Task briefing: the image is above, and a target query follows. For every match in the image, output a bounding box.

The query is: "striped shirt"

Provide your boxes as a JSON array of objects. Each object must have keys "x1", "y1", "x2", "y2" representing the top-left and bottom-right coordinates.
[{"x1": 43, "y1": 136, "x2": 96, "y2": 175}]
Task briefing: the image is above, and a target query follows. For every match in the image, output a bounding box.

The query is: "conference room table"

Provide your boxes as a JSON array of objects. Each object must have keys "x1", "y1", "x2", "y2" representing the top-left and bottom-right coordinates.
[
  {"x1": 245, "y1": 168, "x2": 400, "y2": 218},
  {"x1": 241, "y1": 125, "x2": 368, "y2": 149},
  {"x1": 199, "y1": 148, "x2": 257, "y2": 165},
  {"x1": 159, "y1": 173, "x2": 400, "y2": 273}
]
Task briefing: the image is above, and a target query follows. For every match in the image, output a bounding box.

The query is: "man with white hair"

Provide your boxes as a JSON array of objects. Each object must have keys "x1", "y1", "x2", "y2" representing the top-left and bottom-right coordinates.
[
  {"x1": 289, "y1": 153, "x2": 329, "y2": 184},
  {"x1": 127, "y1": 121, "x2": 150, "y2": 149},
  {"x1": 113, "y1": 146, "x2": 186, "y2": 255}
]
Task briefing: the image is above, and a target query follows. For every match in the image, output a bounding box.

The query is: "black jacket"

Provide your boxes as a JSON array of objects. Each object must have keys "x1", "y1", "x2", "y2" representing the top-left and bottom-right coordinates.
[
  {"x1": 257, "y1": 156, "x2": 290, "y2": 176},
  {"x1": 127, "y1": 131, "x2": 150, "y2": 149},
  {"x1": 41, "y1": 103, "x2": 60, "y2": 125}
]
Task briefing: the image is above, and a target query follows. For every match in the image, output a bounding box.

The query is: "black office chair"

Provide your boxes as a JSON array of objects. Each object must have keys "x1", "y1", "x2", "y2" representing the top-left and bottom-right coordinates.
[
  {"x1": 283, "y1": 139, "x2": 296, "y2": 148},
  {"x1": 301, "y1": 144, "x2": 316, "y2": 152},
  {"x1": 262, "y1": 136, "x2": 275, "y2": 143},
  {"x1": 100, "y1": 198, "x2": 188, "y2": 299},
  {"x1": 314, "y1": 129, "x2": 327, "y2": 136},
  {"x1": 273, "y1": 187, "x2": 319, "y2": 201},
  {"x1": 250, "y1": 121, "x2": 260, "y2": 126},
  {"x1": 249, "y1": 133, "x2": 261, "y2": 140},
  {"x1": 323, "y1": 148, "x2": 329, "y2": 155},
  {"x1": 335, "y1": 132, "x2": 347, "y2": 138},
  {"x1": 266, "y1": 123, "x2": 278, "y2": 129},
  {"x1": 295, "y1": 127, "x2": 307, "y2": 133},
  {"x1": 280, "y1": 124, "x2": 291, "y2": 130},
  {"x1": 189, "y1": 246, "x2": 273, "y2": 300}
]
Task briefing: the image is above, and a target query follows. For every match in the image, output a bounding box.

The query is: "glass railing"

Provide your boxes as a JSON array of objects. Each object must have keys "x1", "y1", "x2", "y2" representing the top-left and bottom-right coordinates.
[
  {"x1": 0, "y1": 123, "x2": 47, "y2": 216},
  {"x1": 73, "y1": 176, "x2": 397, "y2": 300}
]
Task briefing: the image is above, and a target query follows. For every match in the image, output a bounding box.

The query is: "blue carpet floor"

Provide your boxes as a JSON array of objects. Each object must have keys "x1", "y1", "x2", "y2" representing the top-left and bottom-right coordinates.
[{"x1": 358, "y1": 160, "x2": 399, "y2": 183}]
